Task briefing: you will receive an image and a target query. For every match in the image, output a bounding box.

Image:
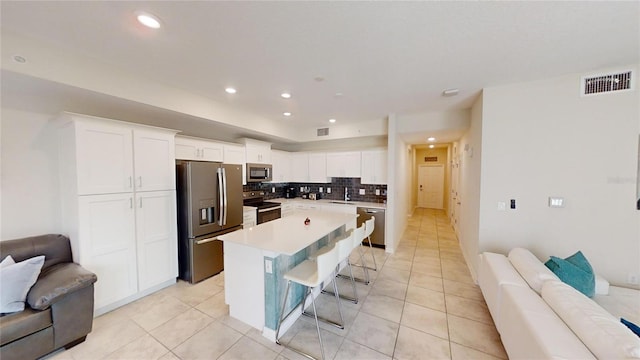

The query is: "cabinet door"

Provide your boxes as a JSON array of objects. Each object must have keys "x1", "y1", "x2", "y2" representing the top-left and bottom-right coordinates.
[
  {"x1": 78, "y1": 193, "x2": 137, "y2": 309},
  {"x1": 199, "y1": 141, "x2": 224, "y2": 162},
  {"x1": 308, "y1": 153, "x2": 328, "y2": 183},
  {"x1": 361, "y1": 150, "x2": 387, "y2": 184},
  {"x1": 224, "y1": 144, "x2": 246, "y2": 185},
  {"x1": 325, "y1": 153, "x2": 344, "y2": 177},
  {"x1": 175, "y1": 138, "x2": 199, "y2": 160},
  {"x1": 134, "y1": 129, "x2": 176, "y2": 191},
  {"x1": 246, "y1": 143, "x2": 271, "y2": 164},
  {"x1": 76, "y1": 122, "x2": 134, "y2": 195},
  {"x1": 135, "y1": 191, "x2": 178, "y2": 292},
  {"x1": 271, "y1": 150, "x2": 291, "y2": 183},
  {"x1": 291, "y1": 153, "x2": 309, "y2": 182}
]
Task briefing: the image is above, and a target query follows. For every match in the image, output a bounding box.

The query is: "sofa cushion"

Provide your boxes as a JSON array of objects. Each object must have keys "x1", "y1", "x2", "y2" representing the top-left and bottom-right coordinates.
[
  {"x1": 0, "y1": 306, "x2": 52, "y2": 346},
  {"x1": 0, "y1": 234, "x2": 73, "y2": 271},
  {"x1": 27, "y1": 263, "x2": 98, "y2": 310},
  {"x1": 542, "y1": 280, "x2": 640, "y2": 359},
  {"x1": 0, "y1": 256, "x2": 45, "y2": 313},
  {"x1": 545, "y1": 251, "x2": 595, "y2": 297},
  {"x1": 508, "y1": 248, "x2": 559, "y2": 294},
  {"x1": 499, "y1": 284, "x2": 596, "y2": 359},
  {"x1": 477, "y1": 252, "x2": 529, "y2": 332},
  {"x1": 1, "y1": 255, "x2": 15, "y2": 268}
]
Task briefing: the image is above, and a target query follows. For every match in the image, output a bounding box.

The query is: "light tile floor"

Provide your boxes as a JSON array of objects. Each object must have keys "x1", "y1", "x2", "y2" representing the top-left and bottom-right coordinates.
[{"x1": 50, "y1": 208, "x2": 506, "y2": 360}]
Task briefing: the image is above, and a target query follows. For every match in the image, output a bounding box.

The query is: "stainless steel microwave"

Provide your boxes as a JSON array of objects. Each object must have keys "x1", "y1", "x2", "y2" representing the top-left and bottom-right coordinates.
[{"x1": 246, "y1": 163, "x2": 272, "y2": 182}]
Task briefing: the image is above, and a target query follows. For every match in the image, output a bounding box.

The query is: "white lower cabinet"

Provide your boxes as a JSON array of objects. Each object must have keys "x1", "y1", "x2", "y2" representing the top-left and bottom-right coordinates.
[
  {"x1": 135, "y1": 191, "x2": 178, "y2": 292},
  {"x1": 78, "y1": 193, "x2": 138, "y2": 310},
  {"x1": 280, "y1": 203, "x2": 294, "y2": 217},
  {"x1": 243, "y1": 207, "x2": 257, "y2": 228},
  {"x1": 77, "y1": 190, "x2": 177, "y2": 310}
]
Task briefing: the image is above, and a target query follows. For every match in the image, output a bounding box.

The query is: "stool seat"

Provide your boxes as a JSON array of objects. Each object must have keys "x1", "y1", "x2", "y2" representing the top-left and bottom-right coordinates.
[{"x1": 284, "y1": 260, "x2": 320, "y2": 287}]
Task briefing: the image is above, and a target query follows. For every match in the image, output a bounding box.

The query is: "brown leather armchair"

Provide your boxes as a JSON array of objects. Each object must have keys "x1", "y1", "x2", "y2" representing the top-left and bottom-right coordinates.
[{"x1": 0, "y1": 234, "x2": 97, "y2": 360}]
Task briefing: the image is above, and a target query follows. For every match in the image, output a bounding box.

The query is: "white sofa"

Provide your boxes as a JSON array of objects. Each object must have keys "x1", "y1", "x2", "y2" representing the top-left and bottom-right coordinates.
[{"x1": 478, "y1": 248, "x2": 640, "y2": 360}]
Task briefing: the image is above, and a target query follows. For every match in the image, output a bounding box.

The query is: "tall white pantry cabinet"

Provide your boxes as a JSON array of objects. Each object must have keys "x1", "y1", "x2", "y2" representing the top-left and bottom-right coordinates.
[{"x1": 58, "y1": 113, "x2": 179, "y2": 315}]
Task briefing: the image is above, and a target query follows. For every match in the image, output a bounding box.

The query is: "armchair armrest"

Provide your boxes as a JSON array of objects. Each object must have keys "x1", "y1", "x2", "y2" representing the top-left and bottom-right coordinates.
[{"x1": 27, "y1": 263, "x2": 97, "y2": 310}]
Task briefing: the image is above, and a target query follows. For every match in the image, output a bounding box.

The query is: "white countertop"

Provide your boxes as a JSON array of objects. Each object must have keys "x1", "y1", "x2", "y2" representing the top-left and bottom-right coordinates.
[
  {"x1": 218, "y1": 209, "x2": 357, "y2": 256},
  {"x1": 271, "y1": 197, "x2": 386, "y2": 209}
]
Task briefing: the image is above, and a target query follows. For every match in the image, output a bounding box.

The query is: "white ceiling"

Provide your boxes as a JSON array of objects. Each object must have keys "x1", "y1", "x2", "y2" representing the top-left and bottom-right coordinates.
[{"x1": 1, "y1": 1, "x2": 638, "y2": 146}]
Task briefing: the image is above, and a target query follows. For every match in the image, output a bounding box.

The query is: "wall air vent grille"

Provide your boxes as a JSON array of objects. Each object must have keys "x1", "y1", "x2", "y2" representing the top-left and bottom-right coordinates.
[
  {"x1": 317, "y1": 128, "x2": 329, "y2": 136},
  {"x1": 582, "y1": 71, "x2": 633, "y2": 96}
]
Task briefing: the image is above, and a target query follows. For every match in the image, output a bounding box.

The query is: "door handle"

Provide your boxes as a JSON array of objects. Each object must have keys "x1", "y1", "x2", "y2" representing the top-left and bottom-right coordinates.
[
  {"x1": 217, "y1": 168, "x2": 224, "y2": 226},
  {"x1": 196, "y1": 237, "x2": 218, "y2": 245}
]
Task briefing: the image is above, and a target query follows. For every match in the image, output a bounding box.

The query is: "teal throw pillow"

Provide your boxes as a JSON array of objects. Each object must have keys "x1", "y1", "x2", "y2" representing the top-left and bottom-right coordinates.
[{"x1": 544, "y1": 251, "x2": 595, "y2": 298}]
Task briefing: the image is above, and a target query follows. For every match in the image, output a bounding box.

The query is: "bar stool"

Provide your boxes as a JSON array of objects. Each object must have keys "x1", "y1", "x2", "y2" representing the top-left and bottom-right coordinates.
[
  {"x1": 275, "y1": 243, "x2": 343, "y2": 360},
  {"x1": 363, "y1": 216, "x2": 378, "y2": 271},
  {"x1": 338, "y1": 223, "x2": 370, "y2": 285},
  {"x1": 319, "y1": 230, "x2": 359, "y2": 304}
]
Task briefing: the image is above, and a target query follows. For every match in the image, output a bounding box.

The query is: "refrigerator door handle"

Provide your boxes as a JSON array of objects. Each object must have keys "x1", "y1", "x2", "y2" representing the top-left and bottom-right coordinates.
[
  {"x1": 217, "y1": 168, "x2": 224, "y2": 226},
  {"x1": 195, "y1": 236, "x2": 218, "y2": 245},
  {"x1": 222, "y1": 167, "x2": 228, "y2": 226}
]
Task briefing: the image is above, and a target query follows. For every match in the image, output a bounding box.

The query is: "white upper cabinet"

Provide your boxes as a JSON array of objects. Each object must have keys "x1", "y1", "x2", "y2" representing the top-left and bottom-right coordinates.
[
  {"x1": 271, "y1": 150, "x2": 291, "y2": 183},
  {"x1": 133, "y1": 129, "x2": 176, "y2": 191},
  {"x1": 326, "y1": 151, "x2": 361, "y2": 178},
  {"x1": 223, "y1": 143, "x2": 246, "y2": 165},
  {"x1": 74, "y1": 120, "x2": 134, "y2": 195},
  {"x1": 308, "y1": 153, "x2": 328, "y2": 183},
  {"x1": 68, "y1": 115, "x2": 176, "y2": 195},
  {"x1": 175, "y1": 136, "x2": 223, "y2": 162},
  {"x1": 244, "y1": 140, "x2": 272, "y2": 164},
  {"x1": 291, "y1": 153, "x2": 309, "y2": 182},
  {"x1": 361, "y1": 149, "x2": 388, "y2": 184}
]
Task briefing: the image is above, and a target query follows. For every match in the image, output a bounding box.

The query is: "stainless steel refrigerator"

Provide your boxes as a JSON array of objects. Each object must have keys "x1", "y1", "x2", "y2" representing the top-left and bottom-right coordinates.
[{"x1": 176, "y1": 160, "x2": 243, "y2": 283}]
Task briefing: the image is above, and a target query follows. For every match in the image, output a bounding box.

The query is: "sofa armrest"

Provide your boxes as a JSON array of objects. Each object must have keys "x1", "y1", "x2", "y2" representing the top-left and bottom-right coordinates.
[{"x1": 27, "y1": 263, "x2": 97, "y2": 310}]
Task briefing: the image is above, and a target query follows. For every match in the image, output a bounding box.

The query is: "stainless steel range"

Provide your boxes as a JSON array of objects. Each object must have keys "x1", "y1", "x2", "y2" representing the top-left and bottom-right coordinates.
[{"x1": 243, "y1": 191, "x2": 282, "y2": 224}]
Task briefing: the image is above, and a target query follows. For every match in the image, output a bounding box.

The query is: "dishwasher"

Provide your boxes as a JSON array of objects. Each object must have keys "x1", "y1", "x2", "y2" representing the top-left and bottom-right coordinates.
[{"x1": 357, "y1": 207, "x2": 386, "y2": 248}]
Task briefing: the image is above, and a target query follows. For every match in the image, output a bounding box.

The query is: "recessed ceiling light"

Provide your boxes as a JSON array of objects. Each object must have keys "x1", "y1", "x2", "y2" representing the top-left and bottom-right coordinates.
[
  {"x1": 442, "y1": 88, "x2": 459, "y2": 97},
  {"x1": 334, "y1": 92, "x2": 343, "y2": 97},
  {"x1": 429, "y1": 144, "x2": 435, "y2": 149},
  {"x1": 329, "y1": 118, "x2": 336, "y2": 123},
  {"x1": 283, "y1": 112, "x2": 291, "y2": 117},
  {"x1": 427, "y1": 137, "x2": 436, "y2": 142},
  {"x1": 281, "y1": 93, "x2": 291, "y2": 99},
  {"x1": 136, "y1": 12, "x2": 161, "y2": 29},
  {"x1": 225, "y1": 87, "x2": 237, "y2": 94}
]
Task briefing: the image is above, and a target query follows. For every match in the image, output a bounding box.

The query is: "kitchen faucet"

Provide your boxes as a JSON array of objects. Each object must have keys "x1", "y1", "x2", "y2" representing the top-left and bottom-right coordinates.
[{"x1": 344, "y1": 187, "x2": 350, "y2": 201}]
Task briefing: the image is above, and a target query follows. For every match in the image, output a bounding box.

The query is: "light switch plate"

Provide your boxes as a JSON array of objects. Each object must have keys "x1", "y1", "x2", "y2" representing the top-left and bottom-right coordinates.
[
  {"x1": 497, "y1": 202, "x2": 506, "y2": 211},
  {"x1": 359, "y1": 189, "x2": 365, "y2": 195},
  {"x1": 265, "y1": 259, "x2": 273, "y2": 274}
]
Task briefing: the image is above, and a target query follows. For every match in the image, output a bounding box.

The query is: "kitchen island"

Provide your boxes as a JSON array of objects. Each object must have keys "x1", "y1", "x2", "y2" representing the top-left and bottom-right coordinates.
[{"x1": 218, "y1": 209, "x2": 357, "y2": 341}]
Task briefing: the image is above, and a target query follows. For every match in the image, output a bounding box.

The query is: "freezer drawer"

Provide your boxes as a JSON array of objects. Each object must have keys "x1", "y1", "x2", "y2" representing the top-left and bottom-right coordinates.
[{"x1": 357, "y1": 207, "x2": 386, "y2": 248}]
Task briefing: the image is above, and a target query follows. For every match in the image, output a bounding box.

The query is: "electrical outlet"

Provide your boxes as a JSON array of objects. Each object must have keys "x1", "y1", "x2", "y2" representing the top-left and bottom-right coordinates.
[
  {"x1": 299, "y1": 187, "x2": 304, "y2": 192},
  {"x1": 327, "y1": 188, "x2": 331, "y2": 194},
  {"x1": 359, "y1": 189, "x2": 365, "y2": 195},
  {"x1": 319, "y1": 187, "x2": 323, "y2": 193},
  {"x1": 375, "y1": 189, "x2": 380, "y2": 196},
  {"x1": 628, "y1": 273, "x2": 639, "y2": 285},
  {"x1": 265, "y1": 259, "x2": 273, "y2": 274},
  {"x1": 272, "y1": 187, "x2": 275, "y2": 193}
]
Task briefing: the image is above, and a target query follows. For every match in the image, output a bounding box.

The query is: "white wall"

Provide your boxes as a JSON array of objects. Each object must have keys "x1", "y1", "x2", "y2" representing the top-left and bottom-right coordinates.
[
  {"x1": 1, "y1": 108, "x2": 63, "y2": 239},
  {"x1": 457, "y1": 93, "x2": 484, "y2": 280},
  {"x1": 386, "y1": 114, "x2": 412, "y2": 253},
  {"x1": 478, "y1": 67, "x2": 640, "y2": 287}
]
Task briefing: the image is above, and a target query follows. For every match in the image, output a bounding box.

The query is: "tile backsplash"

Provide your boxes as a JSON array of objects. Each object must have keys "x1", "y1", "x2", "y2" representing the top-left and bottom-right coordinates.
[{"x1": 243, "y1": 178, "x2": 387, "y2": 203}]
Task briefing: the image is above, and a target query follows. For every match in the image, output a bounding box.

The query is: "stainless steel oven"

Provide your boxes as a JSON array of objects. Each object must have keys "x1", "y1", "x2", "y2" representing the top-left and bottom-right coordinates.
[
  {"x1": 257, "y1": 205, "x2": 281, "y2": 224},
  {"x1": 243, "y1": 191, "x2": 281, "y2": 225}
]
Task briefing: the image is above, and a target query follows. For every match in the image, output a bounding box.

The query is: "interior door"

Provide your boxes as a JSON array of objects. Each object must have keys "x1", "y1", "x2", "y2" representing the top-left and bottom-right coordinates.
[{"x1": 418, "y1": 165, "x2": 445, "y2": 209}]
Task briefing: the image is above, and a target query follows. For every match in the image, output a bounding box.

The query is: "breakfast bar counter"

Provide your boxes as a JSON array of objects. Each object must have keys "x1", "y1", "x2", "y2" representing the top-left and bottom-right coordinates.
[{"x1": 218, "y1": 210, "x2": 357, "y2": 341}]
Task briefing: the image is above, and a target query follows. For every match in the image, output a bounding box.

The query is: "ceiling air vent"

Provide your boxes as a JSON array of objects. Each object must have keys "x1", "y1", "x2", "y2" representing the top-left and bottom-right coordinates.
[
  {"x1": 317, "y1": 128, "x2": 329, "y2": 137},
  {"x1": 582, "y1": 70, "x2": 633, "y2": 96}
]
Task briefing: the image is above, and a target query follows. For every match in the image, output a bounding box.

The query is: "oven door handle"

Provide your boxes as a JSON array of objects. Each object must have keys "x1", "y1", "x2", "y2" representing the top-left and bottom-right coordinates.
[{"x1": 258, "y1": 206, "x2": 282, "y2": 213}]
